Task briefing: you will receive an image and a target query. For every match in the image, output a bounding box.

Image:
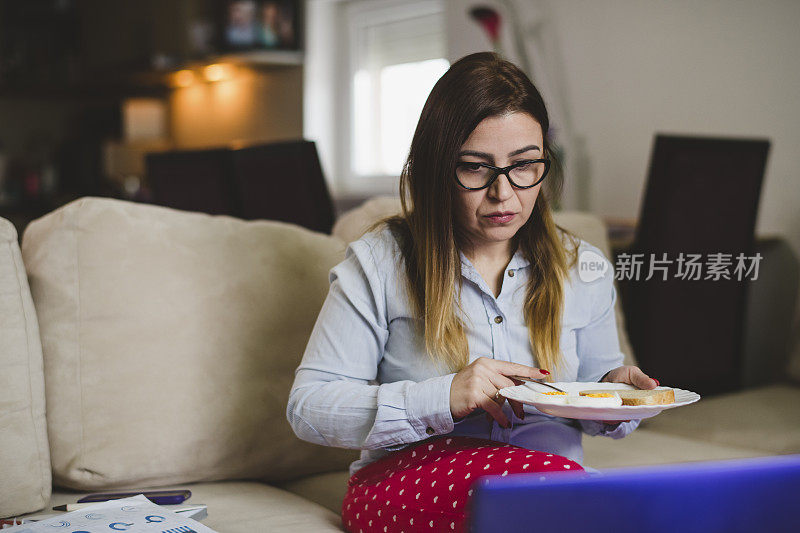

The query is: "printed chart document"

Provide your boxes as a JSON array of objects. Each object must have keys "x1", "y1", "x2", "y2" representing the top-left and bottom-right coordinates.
[{"x1": 3, "y1": 494, "x2": 218, "y2": 532}]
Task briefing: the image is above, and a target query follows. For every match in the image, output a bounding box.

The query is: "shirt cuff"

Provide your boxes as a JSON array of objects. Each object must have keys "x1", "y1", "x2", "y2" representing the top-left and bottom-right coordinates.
[
  {"x1": 405, "y1": 373, "x2": 455, "y2": 439},
  {"x1": 580, "y1": 418, "x2": 639, "y2": 439}
]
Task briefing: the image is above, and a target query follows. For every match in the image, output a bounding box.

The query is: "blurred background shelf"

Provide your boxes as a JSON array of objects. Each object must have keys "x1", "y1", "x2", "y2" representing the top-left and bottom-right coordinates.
[{"x1": 215, "y1": 49, "x2": 304, "y2": 66}]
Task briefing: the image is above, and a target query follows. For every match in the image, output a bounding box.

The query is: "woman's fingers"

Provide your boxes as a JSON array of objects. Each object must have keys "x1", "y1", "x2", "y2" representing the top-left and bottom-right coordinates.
[
  {"x1": 484, "y1": 401, "x2": 523, "y2": 423},
  {"x1": 602, "y1": 365, "x2": 659, "y2": 389},
  {"x1": 480, "y1": 391, "x2": 511, "y2": 428},
  {"x1": 481, "y1": 379, "x2": 506, "y2": 410},
  {"x1": 508, "y1": 399, "x2": 525, "y2": 420},
  {"x1": 630, "y1": 367, "x2": 659, "y2": 389},
  {"x1": 450, "y1": 357, "x2": 544, "y2": 424},
  {"x1": 478, "y1": 380, "x2": 510, "y2": 427},
  {"x1": 487, "y1": 359, "x2": 549, "y2": 380},
  {"x1": 486, "y1": 373, "x2": 516, "y2": 396},
  {"x1": 485, "y1": 373, "x2": 525, "y2": 419}
]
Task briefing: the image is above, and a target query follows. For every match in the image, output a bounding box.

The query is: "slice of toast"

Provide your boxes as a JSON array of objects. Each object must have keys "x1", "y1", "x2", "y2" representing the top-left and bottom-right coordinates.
[{"x1": 579, "y1": 388, "x2": 675, "y2": 405}]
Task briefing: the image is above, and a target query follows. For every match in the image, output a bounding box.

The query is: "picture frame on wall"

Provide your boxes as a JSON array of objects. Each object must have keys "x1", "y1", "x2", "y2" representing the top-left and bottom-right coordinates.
[{"x1": 220, "y1": 0, "x2": 300, "y2": 51}]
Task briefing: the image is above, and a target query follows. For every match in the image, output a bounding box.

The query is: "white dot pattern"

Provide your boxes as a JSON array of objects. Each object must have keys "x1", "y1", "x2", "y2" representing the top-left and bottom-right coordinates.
[{"x1": 341, "y1": 436, "x2": 585, "y2": 532}]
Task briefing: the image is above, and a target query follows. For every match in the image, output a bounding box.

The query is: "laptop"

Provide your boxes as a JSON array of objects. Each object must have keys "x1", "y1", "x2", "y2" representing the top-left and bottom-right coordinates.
[{"x1": 469, "y1": 454, "x2": 800, "y2": 532}]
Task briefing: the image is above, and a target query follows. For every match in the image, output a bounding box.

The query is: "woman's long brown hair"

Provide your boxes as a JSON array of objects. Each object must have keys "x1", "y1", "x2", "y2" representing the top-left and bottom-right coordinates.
[{"x1": 371, "y1": 52, "x2": 578, "y2": 378}]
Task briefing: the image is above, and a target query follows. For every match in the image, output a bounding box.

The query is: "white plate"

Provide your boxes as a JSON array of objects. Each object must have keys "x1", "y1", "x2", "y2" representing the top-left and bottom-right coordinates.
[{"x1": 498, "y1": 382, "x2": 700, "y2": 420}]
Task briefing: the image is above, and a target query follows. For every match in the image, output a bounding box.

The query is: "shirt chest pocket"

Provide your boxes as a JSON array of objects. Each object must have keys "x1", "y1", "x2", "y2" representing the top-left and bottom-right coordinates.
[
  {"x1": 557, "y1": 328, "x2": 579, "y2": 380},
  {"x1": 560, "y1": 328, "x2": 576, "y2": 353}
]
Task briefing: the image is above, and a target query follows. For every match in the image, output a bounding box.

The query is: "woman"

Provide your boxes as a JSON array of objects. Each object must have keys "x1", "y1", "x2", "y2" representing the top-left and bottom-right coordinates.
[{"x1": 288, "y1": 52, "x2": 659, "y2": 532}]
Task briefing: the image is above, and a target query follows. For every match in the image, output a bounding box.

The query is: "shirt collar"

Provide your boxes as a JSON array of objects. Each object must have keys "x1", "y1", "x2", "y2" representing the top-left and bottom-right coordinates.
[
  {"x1": 508, "y1": 247, "x2": 530, "y2": 270},
  {"x1": 458, "y1": 246, "x2": 531, "y2": 273}
]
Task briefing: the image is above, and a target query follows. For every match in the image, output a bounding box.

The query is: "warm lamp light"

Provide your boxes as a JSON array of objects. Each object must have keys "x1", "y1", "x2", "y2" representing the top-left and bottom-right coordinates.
[
  {"x1": 203, "y1": 63, "x2": 234, "y2": 82},
  {"x1": 172, "y1": 69, "x2": 195, "y2": 88}
]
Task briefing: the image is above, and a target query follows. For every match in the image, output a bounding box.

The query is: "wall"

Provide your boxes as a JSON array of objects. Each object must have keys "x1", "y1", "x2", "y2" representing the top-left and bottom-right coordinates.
[
  {"x1": 303, "y1": 0, "x2": 343, "y2": 193},
  {"x1": 170, "y1": 66, "x2": 304, "y2": 149}
]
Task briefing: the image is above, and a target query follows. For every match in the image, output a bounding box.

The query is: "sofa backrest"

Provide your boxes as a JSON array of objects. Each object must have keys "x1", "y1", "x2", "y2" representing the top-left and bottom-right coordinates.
[
  {"x1": 0, "y1": 217, "x2": 51, "y2": 518},
  {"x1": 20, "y1": 197, "x2": 357, "y2": 491}
]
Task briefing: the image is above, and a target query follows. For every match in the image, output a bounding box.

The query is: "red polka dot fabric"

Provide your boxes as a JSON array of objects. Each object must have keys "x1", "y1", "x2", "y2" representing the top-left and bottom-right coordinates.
[{"x1": 341, "y1": 436, "x2": 586, "y2": 532}]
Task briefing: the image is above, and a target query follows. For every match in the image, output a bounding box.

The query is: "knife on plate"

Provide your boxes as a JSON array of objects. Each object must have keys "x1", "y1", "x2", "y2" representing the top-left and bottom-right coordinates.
[{"x1": 509, "y1": 376, "x2": 567, "y2": 393}]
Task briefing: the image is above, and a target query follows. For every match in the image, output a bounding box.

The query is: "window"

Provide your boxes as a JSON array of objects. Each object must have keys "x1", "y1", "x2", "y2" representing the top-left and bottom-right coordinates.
[
  {"x1": 350, "y1": 3, "x2": 449, "y2": 178},
  {"x1": 304, "y1": 0, "x2": 448, "y2": 196},
  {"x1": 353, "y1": 58, "x2": 449, "y2": 177}
]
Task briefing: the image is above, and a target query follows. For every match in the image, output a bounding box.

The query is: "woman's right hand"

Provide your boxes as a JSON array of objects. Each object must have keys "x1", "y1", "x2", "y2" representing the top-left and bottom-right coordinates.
[{"x1": 449, "y1": 357, "x2": 549, "y2": 428}]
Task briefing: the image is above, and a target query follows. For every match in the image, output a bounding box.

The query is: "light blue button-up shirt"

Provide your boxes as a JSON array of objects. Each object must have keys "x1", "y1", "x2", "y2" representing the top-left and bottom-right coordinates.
[{"x1": 288, "y1": 226, "x2": 640, "y2": 475}]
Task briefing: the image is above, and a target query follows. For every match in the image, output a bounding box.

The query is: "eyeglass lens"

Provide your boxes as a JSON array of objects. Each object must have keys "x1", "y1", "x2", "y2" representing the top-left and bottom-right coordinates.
[{"x1": 456, "y1": 161, "x2": 547, "y2": 189}]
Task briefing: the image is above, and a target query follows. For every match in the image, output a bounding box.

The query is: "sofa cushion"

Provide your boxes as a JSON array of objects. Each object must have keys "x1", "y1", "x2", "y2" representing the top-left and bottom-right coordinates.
[
  {"x1": 278, "y1": 470, "x2": 350, "y2": 514},
  {"x1": 0, "y1": 217, "x2": 51, "y2": 518},
  {"x1": 583, "y1": 427, "x2": 770, "y2": 471},
  {"x1": 637, "y1": 384, "x2": 800, "y2": 455},
  {"x1": 28, "y1": 481, "x2": 344, "y2": 532},
  {"x1": 21, "y1": 197, "x2": 357, "y2": 491},
  {"x1": 332, "y1": 196, "x2": 637, "y2": 367}
]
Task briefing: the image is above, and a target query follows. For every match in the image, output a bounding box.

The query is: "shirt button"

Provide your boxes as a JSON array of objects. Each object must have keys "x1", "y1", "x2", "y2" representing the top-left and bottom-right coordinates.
[
  {"x1": 494, "y1": 316, "x2": 503, "y2": 324},
  {"x1": 508, "y1": 270, "x2": 515, "y2": 277},
  {"x1": 426, "y1": 427, "x2": 435, "y2": 435}
]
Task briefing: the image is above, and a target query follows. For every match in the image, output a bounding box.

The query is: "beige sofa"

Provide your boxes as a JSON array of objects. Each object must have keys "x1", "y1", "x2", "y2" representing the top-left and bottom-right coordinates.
[{"x1": 2, "y1": 196, "x2": 798, "y2": 531}]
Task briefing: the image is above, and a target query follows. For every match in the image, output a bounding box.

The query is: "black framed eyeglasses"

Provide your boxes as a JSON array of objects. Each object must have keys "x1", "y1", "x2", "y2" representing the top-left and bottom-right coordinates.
[{"x1": 455, "y1": 159, "x2": 550, "y2": 190}]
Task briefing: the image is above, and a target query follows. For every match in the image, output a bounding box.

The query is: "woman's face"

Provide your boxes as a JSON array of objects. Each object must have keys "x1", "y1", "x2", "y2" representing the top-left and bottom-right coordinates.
[{"x1": 454, "y1": 111, "x2": 544, "y2": 255}]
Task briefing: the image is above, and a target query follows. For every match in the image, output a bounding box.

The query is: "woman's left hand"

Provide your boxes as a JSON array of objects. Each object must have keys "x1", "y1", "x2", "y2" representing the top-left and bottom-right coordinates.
[{"x1": 598, "y1": 365, "x2": 660, "y2": 425}]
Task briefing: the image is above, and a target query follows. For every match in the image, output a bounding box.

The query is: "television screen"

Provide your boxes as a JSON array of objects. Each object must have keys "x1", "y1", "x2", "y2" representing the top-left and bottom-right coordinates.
[{"x1": 222, "y1": 0, "x2": 298, "y2": 51}]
